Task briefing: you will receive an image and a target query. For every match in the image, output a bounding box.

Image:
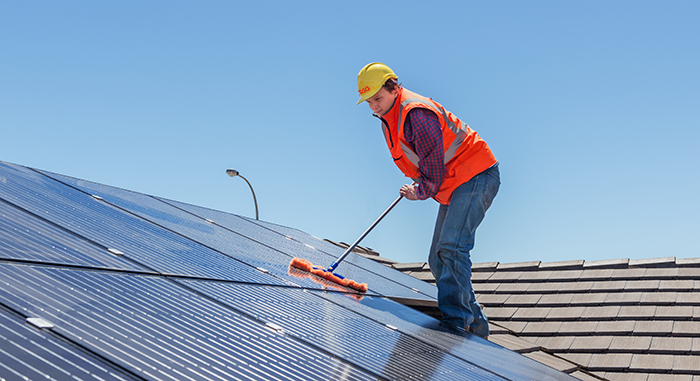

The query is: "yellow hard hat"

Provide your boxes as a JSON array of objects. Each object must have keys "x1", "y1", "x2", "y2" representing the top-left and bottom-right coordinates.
[{"x1": 356, "y1": 62, "x2": 398, "y2": 105}]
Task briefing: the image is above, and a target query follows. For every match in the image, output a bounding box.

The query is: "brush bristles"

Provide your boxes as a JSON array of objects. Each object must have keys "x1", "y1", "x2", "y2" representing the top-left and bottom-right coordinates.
[{"x1": 290, "y1": 257, "x2": 368, "y2": 293}]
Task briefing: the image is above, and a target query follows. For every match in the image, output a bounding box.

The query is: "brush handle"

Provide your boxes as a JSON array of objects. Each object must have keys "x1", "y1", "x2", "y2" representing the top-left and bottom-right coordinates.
[{"x1": 327, "y1": 195, "x2": 403, "y2": 273}]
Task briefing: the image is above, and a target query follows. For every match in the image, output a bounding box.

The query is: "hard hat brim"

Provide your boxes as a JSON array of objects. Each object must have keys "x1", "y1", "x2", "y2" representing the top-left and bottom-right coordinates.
[{"x1": 356, "y1": 87, "x2": 379, "y2": 105}]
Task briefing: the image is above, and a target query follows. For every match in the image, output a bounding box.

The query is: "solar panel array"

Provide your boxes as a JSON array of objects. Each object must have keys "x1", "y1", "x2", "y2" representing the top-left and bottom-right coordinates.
[{"x1": 0, "y1": 160, "x2": 577, "y2": 380}]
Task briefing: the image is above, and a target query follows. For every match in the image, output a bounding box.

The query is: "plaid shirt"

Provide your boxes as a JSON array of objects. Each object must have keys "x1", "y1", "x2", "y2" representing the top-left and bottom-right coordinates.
[{"x1": 403, "y1": 108, "x2": 445, "y2": 200}]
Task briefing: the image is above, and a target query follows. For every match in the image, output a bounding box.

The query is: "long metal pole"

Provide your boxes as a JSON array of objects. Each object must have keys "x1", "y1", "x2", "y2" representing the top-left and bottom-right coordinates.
[{"x1": 327, "y1": 195, "x2": 403, "y2": 272}]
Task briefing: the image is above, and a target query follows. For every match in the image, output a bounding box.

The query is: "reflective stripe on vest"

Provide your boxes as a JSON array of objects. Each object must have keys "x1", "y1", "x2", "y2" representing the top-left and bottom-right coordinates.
[{"x1": 395, "y1": 97, "x2": 468, "y2": 167}]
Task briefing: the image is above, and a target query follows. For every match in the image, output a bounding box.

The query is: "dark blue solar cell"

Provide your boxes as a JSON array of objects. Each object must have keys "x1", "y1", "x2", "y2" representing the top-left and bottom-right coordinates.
[
  {"x1": 37, "y1": 167, "x2": 434, "y2": 300},
  {"x1": 0, "y1": 263, "x2": 382, "y2": 381},
  {"x1": 0, "y1": 308, "x2": 138, "y2": 380},
  {"x1": 0, "y1": 199, "x2": 148, "y2": 271},
  {"x1": 0, "y1": 161, "x2": 287, "y2": 286}
]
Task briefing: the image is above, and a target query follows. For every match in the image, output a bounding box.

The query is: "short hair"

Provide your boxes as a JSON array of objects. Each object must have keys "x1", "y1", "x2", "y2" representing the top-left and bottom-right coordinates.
[{"x1": 382, "y1": 78, "x2": 401, "y2": 92}]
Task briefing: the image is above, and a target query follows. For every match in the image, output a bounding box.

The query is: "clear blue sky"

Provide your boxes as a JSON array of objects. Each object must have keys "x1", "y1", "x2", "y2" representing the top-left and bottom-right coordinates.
[{"x1": 2, "y1": 1, "x2": 699, "y2": 266}]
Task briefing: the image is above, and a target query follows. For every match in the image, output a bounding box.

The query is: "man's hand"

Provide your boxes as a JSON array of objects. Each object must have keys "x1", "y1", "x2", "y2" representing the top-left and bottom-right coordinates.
[{"x1": 400, "y1": 183, "x2": 419, "y2": 200}]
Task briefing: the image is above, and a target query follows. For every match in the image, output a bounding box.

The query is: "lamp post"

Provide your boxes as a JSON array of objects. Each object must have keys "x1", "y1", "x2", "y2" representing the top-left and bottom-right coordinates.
[{"x1": 226, "y1": 169, "x2": 259, "y2": 220}]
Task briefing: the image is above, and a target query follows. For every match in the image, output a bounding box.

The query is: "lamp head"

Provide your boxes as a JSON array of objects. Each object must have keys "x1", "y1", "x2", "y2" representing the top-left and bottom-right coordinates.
[{"x1": 226, "y1": 169, "x2": 239, "y2": 178}]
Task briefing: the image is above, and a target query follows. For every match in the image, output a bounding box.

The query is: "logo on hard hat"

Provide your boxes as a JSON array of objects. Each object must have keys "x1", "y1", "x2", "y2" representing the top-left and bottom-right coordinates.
[{"x1": 359, "y1": 86, "x2": 371, "y2": 95}]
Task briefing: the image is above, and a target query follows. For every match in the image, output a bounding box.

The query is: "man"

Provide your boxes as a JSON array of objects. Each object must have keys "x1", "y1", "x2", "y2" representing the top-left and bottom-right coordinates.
[{"x1": 356, "y1": 62, "x2": 500, "y2": 338}]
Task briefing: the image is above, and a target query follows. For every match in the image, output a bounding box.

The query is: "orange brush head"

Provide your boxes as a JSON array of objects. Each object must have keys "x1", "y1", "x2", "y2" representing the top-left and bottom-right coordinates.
[{"x1": 289, "y1": 257, "x2": 368, "y2": 293}]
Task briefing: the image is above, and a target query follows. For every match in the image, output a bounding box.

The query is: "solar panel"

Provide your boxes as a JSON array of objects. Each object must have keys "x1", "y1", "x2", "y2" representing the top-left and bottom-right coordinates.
[
  {"x1": 0, "y1": 198, "x2": 146, "y2": 271},
  {"x1": 162, "y1": 197, "x2": 440, "y2": 297},
  {"x1": 0, "y1": 262, "x2": 380, "y2": 381},
  {"x1": 0, "y1": 160, "x2": 579, "y2": 380},
  {"x1": 183, "y1": 281, "x2": 571, "y2": 381},
  {"x1": 0, "y1": 162, "x2": 287, "y2": 285},
  {"x1": 38, "y1": 168, "x2": 436, "y2": 300},
  {"x1": 312, "y1": 289, "x2": 570, "y2": 381}
]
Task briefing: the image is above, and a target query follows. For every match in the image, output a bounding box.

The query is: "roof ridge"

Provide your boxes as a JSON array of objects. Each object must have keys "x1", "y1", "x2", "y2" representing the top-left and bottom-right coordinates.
[{"x1": 471, "y1": 256, "x2": 700, "y2": 272}]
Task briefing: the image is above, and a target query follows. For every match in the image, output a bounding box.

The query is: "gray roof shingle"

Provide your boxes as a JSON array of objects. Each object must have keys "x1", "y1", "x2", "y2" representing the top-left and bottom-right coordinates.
[{"x1": 349, "y1": 247, "x2": 700, "y2": 381}]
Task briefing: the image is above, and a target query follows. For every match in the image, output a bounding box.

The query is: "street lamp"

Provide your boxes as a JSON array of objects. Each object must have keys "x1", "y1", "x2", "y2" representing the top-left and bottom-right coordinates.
[{"x1": 226, "y1": 169, "x2": 259, "y2": 220}]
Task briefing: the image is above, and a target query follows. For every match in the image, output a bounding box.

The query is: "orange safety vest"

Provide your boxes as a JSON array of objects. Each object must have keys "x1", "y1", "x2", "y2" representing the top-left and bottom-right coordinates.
[{"x1": 379, "y1": 87, "x2": 497, "y2": 205}]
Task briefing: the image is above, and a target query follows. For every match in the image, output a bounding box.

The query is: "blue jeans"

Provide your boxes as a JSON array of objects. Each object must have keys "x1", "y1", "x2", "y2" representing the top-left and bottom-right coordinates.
[{"x1": 429, "y1": 164, "x2": 500, "y2": 338}]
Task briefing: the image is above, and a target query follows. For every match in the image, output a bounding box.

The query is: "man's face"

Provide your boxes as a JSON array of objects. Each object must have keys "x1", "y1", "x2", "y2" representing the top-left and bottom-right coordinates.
[{"x1": 366, "y1": 87, "x2": 398, "y2": 116}]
